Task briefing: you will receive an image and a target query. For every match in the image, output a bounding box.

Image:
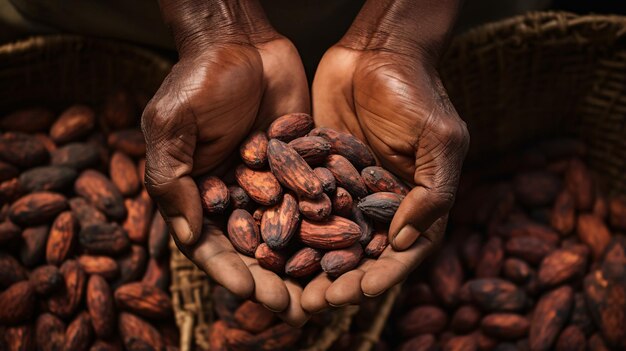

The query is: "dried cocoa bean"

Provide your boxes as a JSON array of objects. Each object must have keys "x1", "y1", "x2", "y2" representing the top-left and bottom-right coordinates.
[
  {"x1": 35, "y1": 313, "x2": 65, "y2": 351},
  {"x1": 361, "y1": 166, "x2": 410, "y2": 195},
  {"x1": 299, "y1": 216, "x2": 361, "y2": 250},
  {"x1": 466, "y1": 278, "x2": 527, "y2": 312},
  {"x1": 565, "y1": 159, "x2": 595, "y2": 211},
  {"x1": 79, "y1": 222, "x2": 130, "y2": 255},
  {"x1": 313, "y1": 167, "x2": 336, "y2": 194},
  {"x1": 228, "y1": 185, "x2": 251, "y2": 210},
  {"x1": 235, "y1": 165, "x2": 282, "y2": 206},
  {"x1": 309, "y1": 127, "x2": 376, "y2": 170},
  {"x1": 227, "y1": 209, "x2": 260, "y2": 256},
  {"x1": 18, "y1": 166, "x2": 76, "y2": 193},
  {"x1": 122, "y1": 194, "x2": 153, "y2": 243},
  {"x1": 537, "y1": 245, "x2": 588, "y2": 288},
  {"x1": 267, "y1": 139, "x2": 323, "y2": 198},
  {"x1": 331, "y1": 187, "x2": 353, "y2": 217},
  {"x1": 87, "y1": 275, "x2": 116, "y2": 338},
  {"x1": 109, "y1": 151, "x2": 140, "y2": 196},
  {"x1": 577, "y1": 214, "x2": 611, "y2": 260},
  {"x1": 233, "y1": 301, "x2": 275, "y2": 333},
  {"x1": 46, "y1": 211, "x2": 78, "y2": 265},
  {"x1": 298, "y1": 193, "x2": 331, "y2": 221},
  {"x1": 51, "y1": 143, "x2": 99, "y2": 170},
  {"x1": 481, "y1": 313, "x2": 529, "y2": 340},
  {"x1": 503, "y1": 258, "x2": 532, "y2": 284},
  {"x1": 1, "y1": 108, "x2": 54, "y2": 133},
  {"x1": 63, "y1": 312, "x2": 93, "y2": 351},
  {"x1": 255, "y1": 243, "x2": 286, "y2": 274},
  {"x1": 358, "y1": 192, "x2": 404, "y2": 222},
  {"x1": 399, "y1": 305, "x2": 448, "y2": 336},
  {"x1": 29, "y1": 265, "x2": 62, "y2": 295},
  {"x1": 530, "y1": 286, "x2": 574, "y2": 351},
  {"x1": 505, "y1": 236, "x2": 556, "y2": 265},
  {"x1": 107, "y1": 129, "x2": 145, "y2": 157},
  {"x1": 451, "y1": 305, "x2": 481, "y2": 334},
  {"x1": 364, "y1": 231, "x2": 389, "y2": 258},
  {"x1": 118, "y1": 312, "x2": 164, "y2": 351},
  {"x1": 116, "y1": 245, "x2": 148, "y2": 285},
  {"x1": 78, "y1": 255, "x2": 119, "y2": 280},
  {"x1": 9, "y1": 191, "x2": 67, "y2": 226},
  {"x1": 0, "y1": 254, "x2": 28, "y2": 287},
  {"x1": 267, "y1": 113, "x2": 314, "y2": 142},
  {"x1": 69, "y1": 197, "x2": 107, "y2": 227},
  {"x1": 0, "y1": 132, "x2": 49, "y2": 168},
  {"x1": 550, "y1": 190, "x2": 575, "y2": 235},
  {"x1": 48, "y1": 260, "x2": 86, "y2": 319},
  {"x1": 476, "y1": 237, "x2": 504, "y2": 278},
  {"x1": 75, "y1": 170, "x2": 126, "y2": 220},
  {"x1": 239, "y1": 131, "x2": 268, "y2": 169},
  {"x1": 430, "y1": 246, "x2": 464, "y2": 307},
  {"x1": 197, "y1": 176, "x2": 230, "y2": 214},
  {"x1": 114, "y1": 282, "x2": 172, "y2": 319},
  {"x1": 325, "y1": 154, "x2": 368, "y2": 198},
  {"x1": 288, "y1": 136, "x2": 331, "y2": 166},
  {"x1": 285, "y1": 247, "x2": 322, "y2": 278},
  {"x1": 513, "y1": 171, "x2": 561, "y2": 207},
  {"x1": 0, "y1": 281, "x2": 35, "y2": 324},
  {"x1": 19, "y1": 225, "x2": 49, "y2": 267}
]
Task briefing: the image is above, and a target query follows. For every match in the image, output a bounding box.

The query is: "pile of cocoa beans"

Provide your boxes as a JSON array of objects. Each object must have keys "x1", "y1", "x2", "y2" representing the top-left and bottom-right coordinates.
[
  {"x1": 198, "y1": 113, "x2": 408, "y2": 278},
  {"x1": 386, "y1": 140, "x2": 626, "y2": 351},
  {"x1": 0, "y1": 93, "x2": 178, "y2": 351}
]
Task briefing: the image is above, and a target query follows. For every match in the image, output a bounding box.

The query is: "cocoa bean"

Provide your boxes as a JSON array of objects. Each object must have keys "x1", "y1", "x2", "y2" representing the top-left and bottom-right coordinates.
[
  {"x1": 228, "y1": 185, "x2": 251, "y2": 210},
  {"x1": 227, "y1": 209, "x2": 260, "y2": 256},
  {"x1": 18, "y1": 166, "x2": 76, "y2": 193},
  {"x1": 107, "y1": 129, "x2": 145, "y2": 158},
  {"x1": 361, "y1": 166, "x2": 410, "y2": 195},
  {"x1": 116, "y1": 245, "x2": 148, "y2": 286},
  {"x1": 313, "y1": 167, "x2": 336, "y2": 194},
  {"x1": 288, "y1": 136, "x2": 331, "y2": 166},
  {"x1": 398, "y1": 334, "x2": 436, "y2": 351},
  {"x1": 233, "y1": 301, "x2": 275, "y2": 333},
  {"x1": 476, "y1": 237, "x2": 504, "y2": 278},
  {"x1": 87, "y1": 275, "x2": 116, "y2": 338},
  {"x1": 0, "y1": 254, "x2": 28, "y2": 287},
  {"x1": 9, "y1": 192, "x2": 67, "y2": 226},
  {"x1": 466, "y1": 278, "x2": 527, "y2": 312},
  {"x1": 555, "y1": 326, "x2": 585, "y2": 351},
  {"x1": 63, "y1": 312, "x2": 93, "y2": 351},
  {"x1": 451, "y1": 305, "x2": 481, "y2": 334},
  {"x1": 309, "y1": 127, "x2": 376, "y2": 170},
  {"x1": 609, "y1": 196, "x2": 626, "y2": 230},
  {"x1": 505, "y1": 236, "x2": 556, "y2": 265},
  {"x1": 239, "y1": 131, "x2": 268, "y2": 169},
  {"x1": 267, "y1": 139, "x2": 323, "y2": 198},
  {"x1": 565, "y1": 159, "x2": 595, "y2": 211},
  {"x1": 224, "y1": 328, "x2": 257, "y2": 351},
  {"x1": 79, "y1": 222, "x2": 130, "y2": 255},
  {"x1": 78, "y1": 255, "x2": 119, "y2": 280},
  {"x1": 0, "y1": 281, "x2": 35, "y2": 324},
  {"x1": 197, "y1": 176, "x2": 230, "y2": 214},
  {"x1": 325, "y1": 154, "x2": 368, "y2": 198},
  {"x1": 114, "y1": 282, "x2": 172, "y2": 319},
  {"x1": 358, "y1": 192, "x2": 404, "y2": 222},
  {"x1": 364, "y1": 231, "x2": 389, "y2": 258},
  {"x1": 48, "y1": 260, "x2": 86, "y2": 319},
  {"x1": 255, "y1": 243, "x2": 286, "y2": 274},
  {"x1": 530, "y1": 286, "x2": 574, "y2": 351},
  {"x1": 503, "y1": 258, "x2": 532, "y2": 284},
  {"x1": 69, "y1": 197, "x2": 107, "y2": 227},
  {"x1": 20, "y1": 225, "x2": 49, "y2": 267},
  {"x1": 235, "y1": 165, "x2": 282, "y2": 206},
  {"x1": 0, "y1": 132, "x2": 49, "y2": 168},
  {"x1": 550, "y1": 190, "x2": 575, "y2": 235},
  {"x1": 481, "y1": 313, "x2": 529, "y2": 340},
  {"x1": 0, "y1": 219, "x2": 21, "y2": 244},
  {"x1": 142, "y1": 258, "x2": 170, "y2": 291},
  {"x1": 50, "y1": 143, "x2": 100, "y2": 170},
  {"x1": 430, "y1": 246, "x2": 464, "y2": 307},
  {"x1": 331, "y1": 187, "x2": 353, "y2": 217},
  {"x1": 35, "y1": 313, "x2": 65, "y2": 351},
  {"x1": 4, "y1": 324, "x2": 35, "y2": 351},
  {"x1": 109, "y1": 152, "x2": 140, "y2": 196},
  {"x1": 257, "y1": 323, "x2": 302, "y2": 350},
  {"x1": 46, "y1": 211, "x2": 78, "y2": 265},
  {"x1": 1, "y1": 108, "x2": 54, "y2": 133},
  {"x1": 298, "y1": 193, "x2": 331, "y2": 221},
  {"x1": 148, "y1": 212, "x2": 169, "y2": 259},
  {"x1": 399, "y1": 305, "x2": 448, "y2": 336},
  {"x1": 351, "y1": 204, "x2": 374, "y2": 245},
  {"x1": 537, "y1": 245, "x2": 588, "y2": 288},
  {"x1": 285, "y1": 247, "x2": 322, "y2": 278},
  {"x1": 299, "y1": 216, "x2": 361, "y2": 250},
  {"x1": 321, "y1": 243, "x2": 363, "y2": 277},
  {"x1": 75, "y1": 170, "x2": 126, "y2": 220},
  {"x1": 118, "y1": 312, "x2": 164, "y2": 351},
  {"x1": 29, "y1": 265, "x2": 62, "y2": 295},
  {"x1": 577, "y1": 214, "x2": 611, "y2": 260},
  {"x1": 122, "y1": 194, "x2": 153, "y2": 244},
  {"x1": 267, "y1": 113, "x2": 314, "y2": 142}
]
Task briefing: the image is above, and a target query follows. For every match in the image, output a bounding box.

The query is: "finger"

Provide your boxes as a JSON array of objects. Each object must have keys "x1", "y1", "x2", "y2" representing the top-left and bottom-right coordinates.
[
  {"x1": 301, "y1": 273, "x2": 332, "y2": 314},
  {"x1": 325, "y1": 259, "x2": 375, "y2": 307},
  {"x1": 179, "y1": 220, "x2": 254, "y2": 299},
  {"x1": 239, "y1": 255, "x2": 290, "y2": 313},
  {"x1": 389, "y1": 117, "x2": 468, "y2": 251},
  {"x1": 277, "y1": 279, "x2": 310, "y2": 327},
  {"x1": 142, "y1": 99, "x2": 202, "y2": 246},
  {"x1": 361, "y1": 217, "x2": 447, "y2": 297},
  {"x1": 256, "y1": 38, "x2": 310, "y2": 124}
]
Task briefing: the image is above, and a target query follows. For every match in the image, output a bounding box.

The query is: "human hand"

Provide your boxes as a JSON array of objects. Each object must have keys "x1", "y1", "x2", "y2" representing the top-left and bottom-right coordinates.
[
  {"x1": 302, "y1": 0, "x2": 469, "y2": 312},
  {"x1": 142, "y1": 0, "x2": 310, "y2": 325}
]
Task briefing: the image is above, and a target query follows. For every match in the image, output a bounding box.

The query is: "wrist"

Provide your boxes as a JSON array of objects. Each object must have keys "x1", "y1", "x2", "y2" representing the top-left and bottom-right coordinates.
[
  {"x1": 159, "y1": 0, "x2": 279, "y2": 54},
  {"x1": 340, "y1": 0, "x2": 462, "y2": 62}
]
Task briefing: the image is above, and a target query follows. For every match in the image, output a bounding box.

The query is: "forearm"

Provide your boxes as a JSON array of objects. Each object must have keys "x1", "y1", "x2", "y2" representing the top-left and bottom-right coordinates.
[
  {"x1": 158, "y1": 0, "x2": 276, "y2": 53},
  {"x1": 340, "y1": 0, "x2": 462, "y2": 61}
]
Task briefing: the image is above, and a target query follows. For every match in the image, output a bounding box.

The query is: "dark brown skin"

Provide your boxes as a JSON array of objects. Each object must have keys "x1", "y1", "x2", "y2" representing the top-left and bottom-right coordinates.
[{"x1": 144, "y1": 0, "x2": 466, "y2": 326}]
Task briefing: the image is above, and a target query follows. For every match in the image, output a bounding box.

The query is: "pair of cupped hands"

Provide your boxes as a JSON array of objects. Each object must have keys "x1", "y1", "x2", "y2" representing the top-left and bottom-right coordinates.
[{"x1": 141, "y1": 17, "x2": 469, "y2": 327}]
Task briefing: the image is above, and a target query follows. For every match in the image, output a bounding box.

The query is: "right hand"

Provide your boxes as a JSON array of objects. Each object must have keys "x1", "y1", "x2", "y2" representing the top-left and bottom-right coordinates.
[{"x1": 141, "y1": 18, "x2": 310, "y2": 324}]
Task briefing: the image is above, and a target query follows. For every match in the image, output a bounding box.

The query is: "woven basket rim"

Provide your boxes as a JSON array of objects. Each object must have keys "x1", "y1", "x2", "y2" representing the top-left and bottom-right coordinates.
[
  {"x1": 0, "y1": 35, "x2": 171, "y2": 71},
  {"x1": 448, "y1": 11, "x2": 626, "y2": 54}
]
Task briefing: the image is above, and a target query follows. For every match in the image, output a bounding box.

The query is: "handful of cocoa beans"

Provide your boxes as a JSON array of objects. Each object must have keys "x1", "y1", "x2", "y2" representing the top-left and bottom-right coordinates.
[
  {"x1": 0, "y1": 93, "x2": 179, "y2": 351},
  {"x1": 385, "y1": 140, "x2": 626, "y2": 351},
  {"x1": 196, "y1": 112, "x2": 409, "y2": 279}
]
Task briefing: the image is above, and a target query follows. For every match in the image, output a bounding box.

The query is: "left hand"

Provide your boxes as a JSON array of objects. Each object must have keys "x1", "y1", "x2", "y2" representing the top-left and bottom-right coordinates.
[{"x1": 301, "y1": 44, "x2": 469, "y2": 312}]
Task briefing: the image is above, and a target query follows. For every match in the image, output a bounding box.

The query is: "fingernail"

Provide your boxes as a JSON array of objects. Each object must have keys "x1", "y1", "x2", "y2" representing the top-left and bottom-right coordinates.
[
  {"x1": 171, "y1": 217, "x2": 193, "y2": 245},
  {"x1": 363, "y1": 291, "x2": 384, "y2": 298},
  {"x1": 393, "y1": 225, "x2": 420, "y2": 250},
  {"x1": 328, "y1": 302, "x2": 351, "y2": 308}
]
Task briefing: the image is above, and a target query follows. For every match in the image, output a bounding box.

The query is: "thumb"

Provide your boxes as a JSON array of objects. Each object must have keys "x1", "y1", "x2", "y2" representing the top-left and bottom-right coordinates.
[
  {"x1": 142, "y1": 102, "x2": 203, "y2": 246},
  {"x1": 389, "y1": 117, "x2": 469, "y2": 250}
]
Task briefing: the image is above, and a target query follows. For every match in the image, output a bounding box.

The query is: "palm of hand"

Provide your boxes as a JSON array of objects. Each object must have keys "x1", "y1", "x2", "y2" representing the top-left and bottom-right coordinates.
[
  {"x1": 143, "y1": 38, "x2": 310, "y2": 324},
  {"x1": 301, "y1": 46, "x2": 468, "y2": 310}
]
